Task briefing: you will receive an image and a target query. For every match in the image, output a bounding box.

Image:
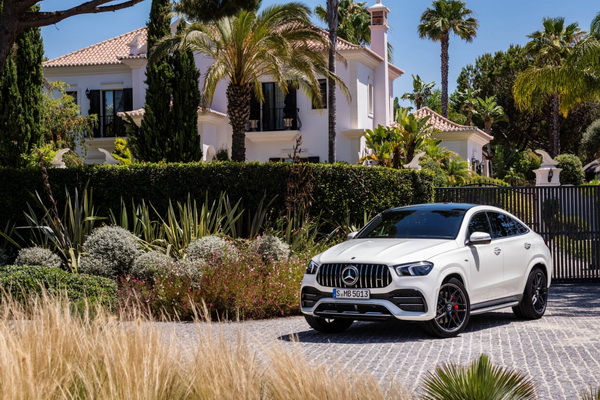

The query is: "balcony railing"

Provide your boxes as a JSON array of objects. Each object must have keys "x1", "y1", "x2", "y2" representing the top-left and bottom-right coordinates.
[
  {"x1": 93, "y1": 115, "x2": 127, "y2": 138},
  {"x1": 247, "y1": 107, "x2": 302, "y2": 132}
]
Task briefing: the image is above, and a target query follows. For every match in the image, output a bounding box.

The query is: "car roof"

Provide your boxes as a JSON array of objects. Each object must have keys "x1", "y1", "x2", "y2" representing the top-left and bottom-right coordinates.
[{"x1": 386, "y1": 203, "x2": 478, "y2": 212}]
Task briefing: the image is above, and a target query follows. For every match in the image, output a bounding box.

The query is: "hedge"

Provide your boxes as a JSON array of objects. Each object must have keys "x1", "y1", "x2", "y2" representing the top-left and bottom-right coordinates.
[
  {"x1": 0, "y1": 265, "x2": 117, "y2": 307},
  {"x1": 0, "y1": 162, "x2": 434, "y2": 232}
]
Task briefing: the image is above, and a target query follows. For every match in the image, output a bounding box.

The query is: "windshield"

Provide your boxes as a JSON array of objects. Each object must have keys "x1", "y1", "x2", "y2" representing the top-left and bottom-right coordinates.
[{"x1": 357, "y1": 208, "x2": 467, "y2": 240}]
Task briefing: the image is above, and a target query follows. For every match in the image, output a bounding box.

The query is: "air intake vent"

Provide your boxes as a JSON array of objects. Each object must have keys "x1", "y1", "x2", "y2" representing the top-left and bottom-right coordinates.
[{"x1": 316, "y1": 264, "x2": 392, "y2": 288}]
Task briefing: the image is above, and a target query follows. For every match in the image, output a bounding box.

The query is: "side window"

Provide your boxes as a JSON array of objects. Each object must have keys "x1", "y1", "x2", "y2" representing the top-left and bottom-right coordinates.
[
  {"x1": 468, "y1": 212, "x2": 491, "y2": 236},
  {"x1": 488, "y1": 212, "x2": 528, "y2": 238},
  {"x1": 487, "y1": 212, "x2": 508, "y2": 238}
]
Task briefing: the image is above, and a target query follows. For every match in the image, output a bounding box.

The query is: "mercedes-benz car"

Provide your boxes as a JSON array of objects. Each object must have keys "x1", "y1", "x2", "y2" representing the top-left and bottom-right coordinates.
[{"x1": 300, "y1": 203, "x2": 552, "y2": 338}]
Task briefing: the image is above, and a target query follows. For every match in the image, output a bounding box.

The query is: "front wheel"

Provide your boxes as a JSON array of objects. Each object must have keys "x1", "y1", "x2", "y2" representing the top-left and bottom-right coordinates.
[
  {"x1": 422, "y1": 278, "x2": 471, "y2": 338},
  {"x1": 512, "y1": 268, "x2": 548, "y2": 319},
  {"x1": 304, "y1": 315, "x2": 353, "y2": 333}
]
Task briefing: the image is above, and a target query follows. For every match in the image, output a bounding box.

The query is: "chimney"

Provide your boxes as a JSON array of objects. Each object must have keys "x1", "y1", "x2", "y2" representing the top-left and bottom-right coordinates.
[{"x1": 368, "y1": 0, "x2": 391, "y2": 126}]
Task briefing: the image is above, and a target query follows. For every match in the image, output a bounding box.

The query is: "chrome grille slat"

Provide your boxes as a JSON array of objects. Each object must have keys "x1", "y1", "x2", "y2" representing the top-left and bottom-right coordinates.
[{"x1": 316, "y1": 263, "x2": 391, "y2": 288}]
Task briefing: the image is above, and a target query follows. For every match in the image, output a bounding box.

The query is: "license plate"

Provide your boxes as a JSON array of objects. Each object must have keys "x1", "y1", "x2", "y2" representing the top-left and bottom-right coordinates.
[{"x1": 333, "y1": 288, "x2": 370, "y2": 299}]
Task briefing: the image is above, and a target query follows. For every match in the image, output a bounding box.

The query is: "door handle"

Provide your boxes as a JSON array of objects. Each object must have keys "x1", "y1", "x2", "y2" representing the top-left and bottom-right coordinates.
[{"x1": 494, "y1": 247, "x2": 501, "y2": 255}]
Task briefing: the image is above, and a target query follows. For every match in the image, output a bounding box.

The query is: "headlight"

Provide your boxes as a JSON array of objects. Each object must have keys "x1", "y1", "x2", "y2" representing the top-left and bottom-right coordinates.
[
  {"x1": 306, "y1": 260, "x2": 319, "y2": 274},
  {"x1": 394, "y1": 261, "x2": 434, "y2": 276}
]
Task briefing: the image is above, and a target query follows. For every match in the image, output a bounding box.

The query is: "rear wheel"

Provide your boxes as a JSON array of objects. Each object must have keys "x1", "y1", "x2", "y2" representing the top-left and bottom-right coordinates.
[
  {"x1": 304, "y1": 315, "x2": 353, "y2": 333},
  {"x1": 512, "y1": 268, "x2": 548, "y2": 319},
  {"x1": 423, "y1": 278, "x2": 470, "y2": 338}
]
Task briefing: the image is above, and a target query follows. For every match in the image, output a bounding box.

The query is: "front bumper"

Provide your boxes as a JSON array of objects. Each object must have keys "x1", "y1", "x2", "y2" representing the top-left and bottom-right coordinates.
[{"x1": 301, "y1": 285, "x2": 433, "y2": 321}]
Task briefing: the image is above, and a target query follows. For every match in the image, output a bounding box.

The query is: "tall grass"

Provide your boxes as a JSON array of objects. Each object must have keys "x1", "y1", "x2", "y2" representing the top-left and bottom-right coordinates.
[{"x1": 0, "y1": 294, "x2": 412, "y2": 399}]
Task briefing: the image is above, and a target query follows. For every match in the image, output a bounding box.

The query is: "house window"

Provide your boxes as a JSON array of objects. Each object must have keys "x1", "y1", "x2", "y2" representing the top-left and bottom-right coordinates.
[
  {"x1": 65, "y1": 91, "x2": 78, "y2": 105},
  {"x1": 87, "y1": 89, "x2": 132, "y2": 137},
  {"x1": 368, "y1": 83, "x2": 374, "y2": 116},
  {"x1": 312, "y1": 79, "x2": 327, "y2": 109},
  {"x1": 249, "y1": 83, "x2": 298, "y2": 131}
]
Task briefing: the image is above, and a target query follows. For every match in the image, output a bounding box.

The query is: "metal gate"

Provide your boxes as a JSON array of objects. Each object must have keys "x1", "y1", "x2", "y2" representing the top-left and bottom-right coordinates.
[{"x1": 435, "y1": 186, "x2": 600, "y2": 282}]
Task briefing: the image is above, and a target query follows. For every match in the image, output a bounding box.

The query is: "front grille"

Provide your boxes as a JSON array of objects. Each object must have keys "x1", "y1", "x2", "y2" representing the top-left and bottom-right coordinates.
[{"x1": 316, "y1": 263, "x2": 392, "y2": 288}]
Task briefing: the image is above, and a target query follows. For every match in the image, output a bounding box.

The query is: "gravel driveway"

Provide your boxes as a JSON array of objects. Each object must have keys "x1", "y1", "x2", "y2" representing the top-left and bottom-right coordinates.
[{"x1": 167, "y1": 284, "x2": 600, "y2": 399}]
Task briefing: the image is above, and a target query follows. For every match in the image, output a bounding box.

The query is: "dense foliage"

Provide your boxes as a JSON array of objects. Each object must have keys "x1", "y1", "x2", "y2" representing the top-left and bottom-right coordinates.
[
  {"x1": 0, "y1": 9, "x2": 43, "y2": 168},
  {"x1": 0, "y1": 265, "x2": 117, "y2": 307},
  {"x1": 0, "y1": 162, "x2": 434, "y2": 233}
]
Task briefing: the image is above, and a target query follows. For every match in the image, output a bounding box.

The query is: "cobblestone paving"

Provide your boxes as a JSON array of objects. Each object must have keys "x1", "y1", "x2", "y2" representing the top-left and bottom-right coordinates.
[{"x1": 167, "y1": 284, "x2": 600, "y2": 399}]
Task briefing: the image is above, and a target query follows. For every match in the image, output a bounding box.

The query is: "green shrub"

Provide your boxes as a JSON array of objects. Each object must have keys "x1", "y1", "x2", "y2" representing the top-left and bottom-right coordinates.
[
  {"x1": 420, "y1": 159, "x2": 448, "y2": 187},
  {"x1": 130, "y1": 251, "x2": 174, "y2": 279},
  {"x1": 0, "y1": 265, "x2": 117, "y2": 307},
  {"x1": 581, "y1": 118, "x2": 600, "y2": 162},
  {"x1": 461, "y1": 176, "x2": 509, "y2": 187},
  {"x1": 79, "y1": 226, "x2": 141, "y2": 278},
  {"x1": 185, "y1": 235, "x2": 239, "y2": 263},
  {"x1": 556, "y1": 154, "x2": 585, "y2": 185},
  {"x1": 15, "y1": 247, "x2": 62, "y2": 269},
  {"x1": 252, "y1": 234, "x2": 290, "y2": 262},
  {"x1": 0, "y1": 163, "x2": 434, "y2": 235}
]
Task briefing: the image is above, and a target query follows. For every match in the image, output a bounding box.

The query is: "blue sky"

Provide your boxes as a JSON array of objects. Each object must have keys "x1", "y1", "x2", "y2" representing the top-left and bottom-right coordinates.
[{"x1": 41, "y1": 0, "x2": 599, "y2": 105}]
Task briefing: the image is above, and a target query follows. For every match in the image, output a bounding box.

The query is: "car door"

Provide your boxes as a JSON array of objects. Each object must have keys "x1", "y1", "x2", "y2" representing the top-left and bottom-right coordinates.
[
  {"x1": 466, "y1": 212, "x2": 505, "y2": 304},
  {"x1": 488, "y1": 212, "x2": 532, "y2": 297}
]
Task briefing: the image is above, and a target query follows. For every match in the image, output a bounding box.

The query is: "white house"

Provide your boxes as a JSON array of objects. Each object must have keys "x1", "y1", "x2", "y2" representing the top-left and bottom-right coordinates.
[
  {"x1": 43, "y1": 0, "x2": 404, "y2": 164},
  {"x1": 43, "y1": 0, "x2": 490, "y2": 168},
  {"x1": 413, "y1": 107, "x2": 493, "y2": 176}
]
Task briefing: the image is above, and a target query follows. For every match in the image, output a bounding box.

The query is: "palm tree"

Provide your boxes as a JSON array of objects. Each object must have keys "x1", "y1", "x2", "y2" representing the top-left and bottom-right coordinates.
[
  {"x1": 591, "y1": 12, "x2": 600, "y2": 39},
  {"x1": 326, "y1": 0, "x2": 340, "y2": 163},
  {"x1": 401, "y1": 74, "x2": 436, "y2": 110},
  {"x1": 473, "y1": 96, "x2": 507, "y2": 134},
  {"x1": 153, "y1": 3, "x2": 347, "y2": 161},
  {"x1": 513, "y1": 17, "x2": 600, "y2": 157},
  {"x1": 315, "y1": 0, "x2": 370, "y2": 46},
  {"x1": 452, "y1": 86, "x2": 479, "y2": 125},
  {"x1": 418, "y1": 0, "x2": 478, "y2": 118}
]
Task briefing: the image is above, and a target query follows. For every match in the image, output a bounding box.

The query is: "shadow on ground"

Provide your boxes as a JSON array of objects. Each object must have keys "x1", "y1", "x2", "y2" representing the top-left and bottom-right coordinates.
[{"x1": 279, "y1": 284, "x2": 600, "y2": 343}]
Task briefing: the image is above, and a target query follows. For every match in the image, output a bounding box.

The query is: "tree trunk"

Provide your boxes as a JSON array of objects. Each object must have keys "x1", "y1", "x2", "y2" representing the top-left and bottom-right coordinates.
[
  {"x1": 227, "y1": 83, "x2": 252, "y2": 162},
  {"x1": 440, "y1": 33, "x2": 449, "y2": 118},
  {"x1": 327, "y1": 0, "x2": 339, "y2": 163},
  {"x1": 550, "y1": 92, "x2": 560, "y2": 157}
]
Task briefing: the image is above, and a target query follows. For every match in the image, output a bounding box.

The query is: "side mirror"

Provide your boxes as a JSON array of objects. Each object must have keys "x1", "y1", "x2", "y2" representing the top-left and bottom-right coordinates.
[
  {"x1": 347, "y1": 231, "x2": 358, "y2": 240},
  {"x1": 468, "y1": 231, "x2": 492, "y2": 245}
]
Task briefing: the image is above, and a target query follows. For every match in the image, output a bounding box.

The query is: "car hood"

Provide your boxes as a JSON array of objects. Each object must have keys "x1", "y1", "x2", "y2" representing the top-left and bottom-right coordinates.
[{"x1": 315, "y1": 238, "x2": 458, "y2": 265}]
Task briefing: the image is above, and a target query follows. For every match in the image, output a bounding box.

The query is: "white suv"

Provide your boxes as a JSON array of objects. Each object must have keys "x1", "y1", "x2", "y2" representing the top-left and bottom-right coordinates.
[{"x1": 300, "y1": 203, "x2": 552, "y2": 338}]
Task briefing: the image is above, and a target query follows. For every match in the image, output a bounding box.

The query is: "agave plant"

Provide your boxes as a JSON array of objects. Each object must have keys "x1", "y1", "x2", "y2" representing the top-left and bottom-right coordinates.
[
  {"x1": 421, "y1": 354, "x2": 536, "y2": 400},
  {"x1": 19, "y1": 187, "x2": 104, "y2": 273}
]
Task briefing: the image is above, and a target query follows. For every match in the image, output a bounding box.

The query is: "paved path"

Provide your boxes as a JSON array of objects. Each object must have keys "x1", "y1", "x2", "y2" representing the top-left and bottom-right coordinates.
[{"x1": 167, "y1": 284, "x2": 600, "y2": 399}]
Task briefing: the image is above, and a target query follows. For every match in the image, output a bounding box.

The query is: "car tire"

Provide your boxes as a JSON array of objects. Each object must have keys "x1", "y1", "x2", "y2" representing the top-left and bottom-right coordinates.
[
  {"x1": 304, "y1": 315, "x2": 353, "y2": 333},
  {"x1": 423, "y1": 278, "x2": 471, "y2": 338},
  {"x1": 512, "y1": 268, "x2": 548, "y2": 319}
]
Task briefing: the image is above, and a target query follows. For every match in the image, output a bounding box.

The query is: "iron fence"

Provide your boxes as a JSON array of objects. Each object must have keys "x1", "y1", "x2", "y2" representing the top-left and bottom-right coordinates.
[{"x1": 435, "y1": 186, "x2": 600, "y2": 282}]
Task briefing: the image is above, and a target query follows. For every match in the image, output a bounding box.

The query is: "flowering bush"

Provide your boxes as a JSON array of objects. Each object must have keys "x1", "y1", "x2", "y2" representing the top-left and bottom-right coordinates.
[
  {"x1": 79, "y1": 226, "x2": 141, "y2": 278},
  {"x1": 252, "y1": 234, "x2": 290, "y2": 263},
  {"x1": 118, "y1": 248, "x2": 305, "y2": 321},
  {"x1": 14, "y1": 247, "x2": 62, "y2": 269}
]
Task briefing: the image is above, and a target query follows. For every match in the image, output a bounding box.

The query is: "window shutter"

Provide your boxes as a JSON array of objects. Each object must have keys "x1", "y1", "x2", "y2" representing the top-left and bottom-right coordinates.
[
  {"x1": 123, "y1": 88, "x2": 133, "y2": 111},
  {"x1": 87, "y1": 90, "x2": 101, "y2": 137}
]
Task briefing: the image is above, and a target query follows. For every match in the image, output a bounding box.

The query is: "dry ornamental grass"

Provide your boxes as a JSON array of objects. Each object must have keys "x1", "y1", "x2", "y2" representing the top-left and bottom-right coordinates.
[{"x1": 0, "y1": 294, "x2": 413, "y2": 400}]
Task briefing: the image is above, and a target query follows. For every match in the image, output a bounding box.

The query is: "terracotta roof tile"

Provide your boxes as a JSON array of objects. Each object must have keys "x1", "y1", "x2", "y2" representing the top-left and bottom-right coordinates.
[
  {"x1": 43, "y1": 24, "x2": 370, "y2": 69},
  {"x1": 44, "y1": 27, "x2": 147, "y2": 68},
  {"x1": 413, "y1": 107, "x2": 492, "y2": 140}
]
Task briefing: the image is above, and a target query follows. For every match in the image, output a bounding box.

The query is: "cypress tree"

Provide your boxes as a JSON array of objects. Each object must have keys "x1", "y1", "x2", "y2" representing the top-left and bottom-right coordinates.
[
  {"x1": 131, "y1": 0, "x2": 174, "y2": 162},
  {"x1": 0, "y1": 54, "x2": 26, "y2": 166},
  {"x1": 169, "y1": 22, "x2": 201, "y2": 162},
  {"x1": 15, "y1": 7, "x2": 44, "y2": 153}
]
